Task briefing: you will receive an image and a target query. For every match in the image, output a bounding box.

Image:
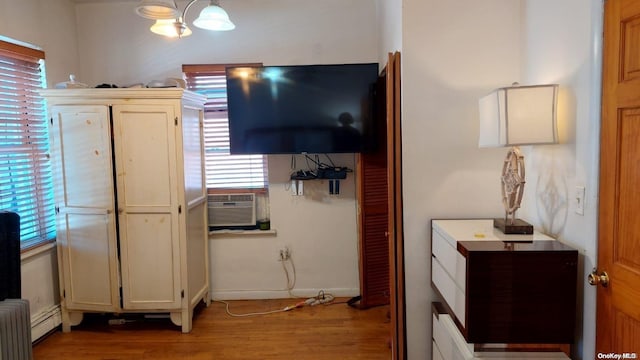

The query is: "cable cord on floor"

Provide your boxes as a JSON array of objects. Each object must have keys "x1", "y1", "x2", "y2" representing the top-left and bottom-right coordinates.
[
  {"x1": 304, "y1": 290, "x2": 335, "y2": 306},
  {"x1": 213, "y1": 299, "x2": 304, "y2": 317},
  {"x1": 213, "y1": 291, "x2": 336, "y2": 318},
  {"x1": 212, "y1": 248, "x2": 338, "y2": 318},
  {"x1": 280, "y1": 252, "x2": 336, "y2": 305}
]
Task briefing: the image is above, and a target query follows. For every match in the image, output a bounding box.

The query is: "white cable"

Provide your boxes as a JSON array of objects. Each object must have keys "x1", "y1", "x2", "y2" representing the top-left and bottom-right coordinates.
[
  {"x1": 280, "y1": 249, "x2": 302, "y2": 298},
  {"x1": 279, "y1": 252, "x2": 335, "y2": 306},
  {"x1": 285, "y1": 256, "x2": 296, "y2": 290},
  {"x1": 305, "y1": 290, "x2": 335, "y2": 306},
  {"x1": 213, "y1": 299, "x2": 293, "y2": 317}
]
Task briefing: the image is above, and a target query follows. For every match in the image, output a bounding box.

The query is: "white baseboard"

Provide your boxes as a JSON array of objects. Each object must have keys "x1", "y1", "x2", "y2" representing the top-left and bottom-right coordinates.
[
  {"x1": 212, "y1": 288, "x2": 359, "y2": 300},
  {"x1": 31, "y1": 305, "x2": 62, "y2": 342}
]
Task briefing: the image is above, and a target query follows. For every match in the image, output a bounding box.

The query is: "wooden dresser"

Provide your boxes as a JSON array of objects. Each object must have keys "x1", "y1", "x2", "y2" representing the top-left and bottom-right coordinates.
[{"x1": 431, "y1": 219, "x2": 577, "y2": 359}]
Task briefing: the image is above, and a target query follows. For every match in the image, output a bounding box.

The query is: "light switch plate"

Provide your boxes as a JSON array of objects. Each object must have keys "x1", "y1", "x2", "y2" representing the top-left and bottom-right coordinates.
[{"x1": 575, "y1": 186, "x2": 585, "y2": 215}]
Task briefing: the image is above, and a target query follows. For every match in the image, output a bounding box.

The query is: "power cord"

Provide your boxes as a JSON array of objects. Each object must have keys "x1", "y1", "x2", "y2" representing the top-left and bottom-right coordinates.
[
  {"x1": 212, "y1": 247, "x2": 336, "y2": 318},
  {"x1": 304, "y1": 290, "x2": 335, "y2": 306},
  {"x1": 279, "y1": 250, "x2": 298, "y2": 298},
  {"x1": 279, "y1": 248, "x2": 336, "y2": 305},
  {"x1": 213, "y1": 289, "x2": 337, "y2": 318},
  {"x1": 213, "y1": 299, "x2": 305, "y2": 317}
]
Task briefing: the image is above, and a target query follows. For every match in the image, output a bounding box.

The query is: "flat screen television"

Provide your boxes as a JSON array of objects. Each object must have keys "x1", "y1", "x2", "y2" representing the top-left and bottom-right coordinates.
[{"x1": 225, "y1": 63, "x2": 379, "y2": 154}]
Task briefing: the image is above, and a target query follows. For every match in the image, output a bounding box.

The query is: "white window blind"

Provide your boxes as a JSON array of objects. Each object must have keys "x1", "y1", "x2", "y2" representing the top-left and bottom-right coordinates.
[
  {"x1": 0, "y1": 39, "x2": 55, "y2": 250},
  {"x1": 183, "y1": 64, "x2": 268, "y2": 190}
]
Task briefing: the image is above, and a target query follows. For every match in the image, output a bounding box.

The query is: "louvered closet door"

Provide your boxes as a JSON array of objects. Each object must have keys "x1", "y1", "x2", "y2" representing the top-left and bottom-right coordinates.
[
  {"x1": 112, "y1": 104, "x2": 182, "y2": 310},
  {"x1": 356, "y1": 74, "x2": 389, "y2": 309},
  {"x1": 50, "y1": 105, "x2": 120, "y2": 312}
]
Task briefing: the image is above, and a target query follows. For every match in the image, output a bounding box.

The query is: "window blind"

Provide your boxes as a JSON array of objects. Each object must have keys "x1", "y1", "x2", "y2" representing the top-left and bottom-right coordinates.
[
  {"x1": 0, "y1": 39, "x2": 55, "y2": 250},
  {"x1": 183, "y1": 64, "x2": 268, "y2": 190}
]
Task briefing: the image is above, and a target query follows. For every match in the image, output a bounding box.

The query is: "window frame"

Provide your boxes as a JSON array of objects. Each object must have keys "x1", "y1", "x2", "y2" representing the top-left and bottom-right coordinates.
[
  {"x1": 182, "y1": 63, "x2": 268, "y2": 194},
  {"x1": 0, "y1": 38, "x2": 54, "y2": 251}
]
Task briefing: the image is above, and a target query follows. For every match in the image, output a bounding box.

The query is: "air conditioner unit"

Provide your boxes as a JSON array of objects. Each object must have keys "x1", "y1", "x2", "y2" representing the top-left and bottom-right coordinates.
[{"x1": 208, "y1": 193, "x2": 256, "y2": 227}]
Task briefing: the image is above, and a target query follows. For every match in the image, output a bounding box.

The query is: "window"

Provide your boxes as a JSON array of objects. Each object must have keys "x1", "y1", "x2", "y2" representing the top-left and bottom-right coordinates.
[
  {"x1": 182, "y1": 64, "x2": 268, "y2": 191},
  {"x1": 0, "y1": 38, "x2": 55, "y2": 250}
]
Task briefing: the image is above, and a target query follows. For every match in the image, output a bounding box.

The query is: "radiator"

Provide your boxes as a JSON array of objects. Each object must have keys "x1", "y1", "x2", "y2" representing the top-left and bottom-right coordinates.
[{"x1": 0, "y1": 299, "x2": 32, "y2": 360}]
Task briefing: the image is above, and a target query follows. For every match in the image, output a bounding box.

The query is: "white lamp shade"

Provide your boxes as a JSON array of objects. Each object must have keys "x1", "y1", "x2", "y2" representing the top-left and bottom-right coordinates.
[
  {"x1": 478, "y1": 84, "x2": 559, "y2": 148},
  {"x1": 135, "y1": 0, "x2": 181, "y2": 19},
  {"x1": 150, "y1": 19, "x2": 192, "y2": 37},
  {"x1": 193, "y1": 4, "x2": 235, "y2": 31}
]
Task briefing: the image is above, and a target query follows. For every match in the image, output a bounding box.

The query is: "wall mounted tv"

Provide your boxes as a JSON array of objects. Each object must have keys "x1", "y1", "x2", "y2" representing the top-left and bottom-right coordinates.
[{"x1": 225, "y1": 63, "x2": 379, "y2": 154}]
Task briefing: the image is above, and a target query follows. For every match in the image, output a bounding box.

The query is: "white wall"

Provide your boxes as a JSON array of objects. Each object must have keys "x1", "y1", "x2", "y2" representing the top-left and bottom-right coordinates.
[
  {"x1": 0, "y1": 0, "x2": 79, "y2": 339},
  {"x1": 401, "y1": 0, "x2": 522, "y2": 358},
  {"x1": 211, "y1": 154, "x2": 360, "y2": 299},
  {"x1": 74, "y1": 0, "x2": 378, "y2": 86},
  {"x1": 0, "y1": 0, "x2": 80, "y2": 88},
  {"x1": 376, "y1": 0, "x2": 402, "y2": 65},
  {"x1": 519, "y1": 1, "x2": 602, "y2": 359},
  {"x1": 73, "y1": 0, "x2": 378, "y2": 299}
]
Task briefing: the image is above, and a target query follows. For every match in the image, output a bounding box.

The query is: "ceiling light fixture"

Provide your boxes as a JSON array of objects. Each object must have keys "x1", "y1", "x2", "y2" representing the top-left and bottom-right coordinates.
[{"x1": 135, "y1": 0, "x2": 235, "y2": 38}]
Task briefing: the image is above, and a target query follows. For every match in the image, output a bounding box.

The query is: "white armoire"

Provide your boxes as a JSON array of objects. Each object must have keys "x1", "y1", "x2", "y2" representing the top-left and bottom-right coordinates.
[{"x1": 41, "y1": 88, "x2": 209, "y2": 333}]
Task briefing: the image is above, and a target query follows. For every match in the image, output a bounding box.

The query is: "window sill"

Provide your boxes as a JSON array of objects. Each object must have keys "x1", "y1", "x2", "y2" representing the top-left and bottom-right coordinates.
[
  {"x1": 21, "y1": 241, "x2": 56, "y2": 261},
  {"x1": 209, "y1": 229, "x2": 277, "y2": 238}
]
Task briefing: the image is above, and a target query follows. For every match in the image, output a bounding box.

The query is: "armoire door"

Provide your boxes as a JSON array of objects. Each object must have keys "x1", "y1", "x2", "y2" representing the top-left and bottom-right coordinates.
[
  {"x1": 49, "y1": 105, "x2": 120, "y2": 312},
  {"x1": 112, "y1": 104, "x2": 182, "y2": 310}
]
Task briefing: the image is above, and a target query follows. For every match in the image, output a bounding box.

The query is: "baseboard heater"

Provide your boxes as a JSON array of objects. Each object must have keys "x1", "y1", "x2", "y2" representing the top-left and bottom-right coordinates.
[{"x1": 0, "y1": 299, "x2": 32, "y2": 360}]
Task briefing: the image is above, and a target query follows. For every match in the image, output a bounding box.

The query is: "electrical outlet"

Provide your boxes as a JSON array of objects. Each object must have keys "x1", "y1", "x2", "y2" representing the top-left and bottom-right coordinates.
[{"x1": 279, "y1": 246, "x2": 291, "y2": 261}]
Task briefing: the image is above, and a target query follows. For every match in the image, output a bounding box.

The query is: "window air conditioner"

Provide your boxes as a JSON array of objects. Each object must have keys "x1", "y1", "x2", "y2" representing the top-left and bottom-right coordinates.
[{"x1": 208, "y1": 193, "x2": 256, "y2": 227}]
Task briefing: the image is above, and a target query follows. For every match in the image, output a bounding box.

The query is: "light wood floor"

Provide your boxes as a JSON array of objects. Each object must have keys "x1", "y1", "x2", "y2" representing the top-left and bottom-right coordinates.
[{"x1": 33, "y1": 299, "x2": 391, "y2": 360}]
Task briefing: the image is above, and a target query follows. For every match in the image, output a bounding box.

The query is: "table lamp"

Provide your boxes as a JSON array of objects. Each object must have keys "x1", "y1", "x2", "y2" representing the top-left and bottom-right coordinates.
[{"x1": 478, "y1": 83, "x2": 559, "y2": 234}]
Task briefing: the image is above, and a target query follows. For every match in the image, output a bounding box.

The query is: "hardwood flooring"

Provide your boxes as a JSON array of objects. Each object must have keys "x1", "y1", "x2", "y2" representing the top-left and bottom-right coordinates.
[{"x1": 33, "y1": 299, "x2": 391, "y2": 360}]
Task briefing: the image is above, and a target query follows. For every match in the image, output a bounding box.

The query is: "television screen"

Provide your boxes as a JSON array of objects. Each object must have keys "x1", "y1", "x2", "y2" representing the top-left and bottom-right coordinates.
[{"x1": 225, "y1": 63, "x2": 379, "y2": 154}]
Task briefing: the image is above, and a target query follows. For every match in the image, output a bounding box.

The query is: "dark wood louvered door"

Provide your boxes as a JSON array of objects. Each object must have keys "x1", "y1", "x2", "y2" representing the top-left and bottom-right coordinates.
[
  {"x1": 387, "y1": 51, "x2": 405, "y2": 360},
  {"x1": 356, "y1": 70, "x2": 389, "y2": 308},
  {"x1": 356, "y1": 52, "x2": 404, "y2": 359}
]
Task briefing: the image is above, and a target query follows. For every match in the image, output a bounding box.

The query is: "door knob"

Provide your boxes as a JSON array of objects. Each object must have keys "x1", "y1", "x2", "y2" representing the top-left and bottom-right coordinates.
[{"x1": 588, "y1": 268, "x2": 609, "y2": 287}]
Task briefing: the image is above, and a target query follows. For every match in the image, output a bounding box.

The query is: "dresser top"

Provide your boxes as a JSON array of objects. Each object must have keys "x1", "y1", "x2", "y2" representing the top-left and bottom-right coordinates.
[
  {"x1": 432, "y1": 219, "x2": 553, "y2": 243},
  {"x1": 458, "y1": 239, "x2": 578, "y2": 254},
  {"x1": 39, "y1": 88, "x2": 206, "y2": 104}
]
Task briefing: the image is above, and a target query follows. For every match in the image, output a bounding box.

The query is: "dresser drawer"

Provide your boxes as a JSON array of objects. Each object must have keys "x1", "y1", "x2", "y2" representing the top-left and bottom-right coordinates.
[
  {"x1": 432, "y1": 303, "x2": 570, "y2": 360},
  {"x1": 432, "y1": 227, "x2": 466, "y2": 291},
  {"x1": 431, "y1": 256, "x2": 465, "y2": 327},
  {"x1": 432, "y1": 341, "x2": 444, "y2": 360},
  {"x1": 432, "y1": 309, "x2": 473, "y2": 360}
]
